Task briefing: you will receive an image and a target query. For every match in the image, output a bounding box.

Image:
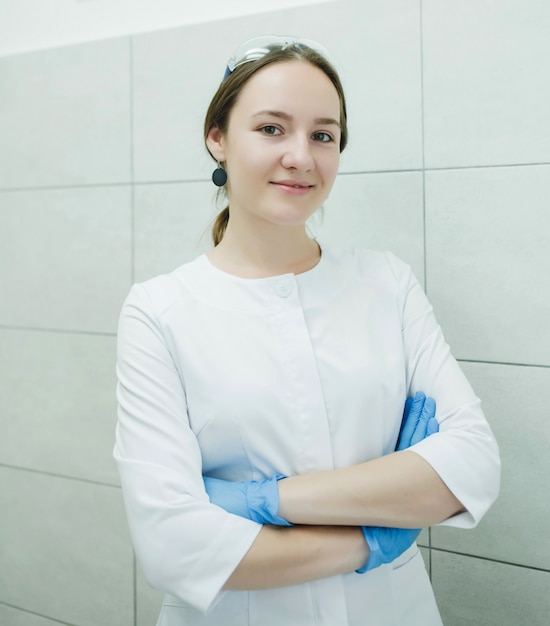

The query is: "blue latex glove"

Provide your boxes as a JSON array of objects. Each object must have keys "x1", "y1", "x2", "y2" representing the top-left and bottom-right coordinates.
[
  {"x1": 396, "y1": 391, "x2": 438, "y2": 450},
  {"x1": 357, "y1": 392, "x2": 439, "y2": 573},
  {"x1": 356, "y1": 526, "x2": 421, "y2": 573},
  {"x1": 203, "y1": 473, "x2": 292, "y2": 526}
]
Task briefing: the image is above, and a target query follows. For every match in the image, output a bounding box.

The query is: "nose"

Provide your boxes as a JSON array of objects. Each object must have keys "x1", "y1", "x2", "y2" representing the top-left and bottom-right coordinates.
[{"x1": 281, "y1": 134, "x2": 314, "y2": 171}]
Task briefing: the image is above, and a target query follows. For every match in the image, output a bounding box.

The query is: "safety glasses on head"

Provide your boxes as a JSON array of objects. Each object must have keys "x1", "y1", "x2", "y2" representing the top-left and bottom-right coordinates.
[{"x1": 222, "y1": 35, "x2": 332, "y2": 82}]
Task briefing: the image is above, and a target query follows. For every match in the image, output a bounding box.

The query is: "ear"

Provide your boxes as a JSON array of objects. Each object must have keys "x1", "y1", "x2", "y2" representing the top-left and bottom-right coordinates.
[{"x1": 206, "y1": 126, "x2": 225, "y2": 161}]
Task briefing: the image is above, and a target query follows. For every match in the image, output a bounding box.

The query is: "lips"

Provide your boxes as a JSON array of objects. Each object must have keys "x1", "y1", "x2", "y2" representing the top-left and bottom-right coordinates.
[
  {"x1": 270, "y1": 180, "x2": 315, "y2": 196},
  {"x1": 271, "y1": 180, "x2": 314, "y2": 189}
]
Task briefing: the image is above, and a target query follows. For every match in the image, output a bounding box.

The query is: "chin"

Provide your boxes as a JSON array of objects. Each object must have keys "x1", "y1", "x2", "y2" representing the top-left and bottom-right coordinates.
[
  {"x1": 266, "y1": 200, "x2": 320, "y2": 221},
  {"x1": 265, "y1": 208, "x2": 318, "y2": 228}
]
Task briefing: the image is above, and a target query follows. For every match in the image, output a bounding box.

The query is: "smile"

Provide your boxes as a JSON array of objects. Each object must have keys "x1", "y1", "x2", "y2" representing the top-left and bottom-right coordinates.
[
  {"x1": 272, "y1": 179, "x2": 313, "y2": 187},
  {"x1": 271, "y1": 180, "x2": 314, "y2": 195},
  {"x1": 270, "y1": 181, "x2": 314, "y2": 195}
]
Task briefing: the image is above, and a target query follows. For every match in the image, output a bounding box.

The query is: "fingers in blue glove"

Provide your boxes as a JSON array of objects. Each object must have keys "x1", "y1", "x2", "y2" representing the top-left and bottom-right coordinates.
[
  {"x1": 409, "y1": 396, "x2": 438, "y2": 446},
  {"x1": 356, "y1": 526, "x2": 421, "y2": 573},
  {"x1": 396, "y1": 391, "x2": 425, "y2": 451},
  {"x1": 396, "y1": 392, "x2": 439, "y2": 450},
  {"x1": 426, "y1": 416, "x2": 439, "y2": 436}
]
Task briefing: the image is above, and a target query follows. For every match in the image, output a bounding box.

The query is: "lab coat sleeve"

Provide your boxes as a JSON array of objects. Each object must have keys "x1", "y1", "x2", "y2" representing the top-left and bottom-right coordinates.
[
  {"x1": 386, "y1": 252, "x2": 501, "y2": 529},
  {"x1": 114, "y1": 282, "x2": 262, "y2": 614}
]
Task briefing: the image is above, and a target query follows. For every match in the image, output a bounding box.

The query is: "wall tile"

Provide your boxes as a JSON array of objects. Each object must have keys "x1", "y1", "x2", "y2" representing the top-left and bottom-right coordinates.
[
  {"x1": 132, "y1": 18, "x2": 243, "y2": 184},
  {"x1": 0, "y1": 39, "x2": 131, "y2": 188},
  {"x1": 0, "y1": 468, "x2": 133, "y2": 626},
  {"x1": 316, "y1": 171, "x2": 425, "y2": 284},
  {"x1": 432, "y1": 550, "x2": 550, "y2": 626},
  {"x1": 0, "y1": 604, "x2": 69, "y2": 626},
  {"x1": 423, "y1": 0, "x2": 550, "y2": 168},
  {"x1": 0, "y1": 186, "x2": 132, "y2": 333},
  {"x1": 337, "y1": 0, "x2": 423, "y2": 173},
  {"x1": 432, "y1": 362, "x2": 550, "y2": 571},
  {"x1": 132, "y1": 0, "x2": 423, "y2": 183},
  {"x1": 418, "y1": 528, "x2": 429, "y2": 548},
  {"x1": 419, "y1": 547, "x2": 431, "y2": 578},
  {"x1": 425, "y1": 165, "x2": 550, "y2": 365},
  {"x1": 0, "y1": 329, "x2": 119, "y2": 485},
  {"x1": 134, "y1": 181, "x2": 214, "y2": 282},
  {"x1": 136, "y1": 564, "x2": 164, "y2": 626}
]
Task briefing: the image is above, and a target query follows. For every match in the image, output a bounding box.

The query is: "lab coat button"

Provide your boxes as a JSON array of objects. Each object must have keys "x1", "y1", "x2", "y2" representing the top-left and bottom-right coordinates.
[{"x1": 275, "y1": 281, "x2": 293, "y2": 298}]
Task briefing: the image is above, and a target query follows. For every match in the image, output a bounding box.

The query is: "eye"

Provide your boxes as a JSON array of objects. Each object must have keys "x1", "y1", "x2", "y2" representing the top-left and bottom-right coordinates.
[
  {"x1": 312, "y1": 131, "x2": 334, "y2": 143},
  {"x1": 259, "y1": 125, "x2": 282, "y2": 136}
]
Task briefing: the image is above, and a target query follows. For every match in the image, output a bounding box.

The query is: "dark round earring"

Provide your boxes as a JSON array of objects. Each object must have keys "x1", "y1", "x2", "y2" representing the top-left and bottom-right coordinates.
[{"x1": 212, "y1": 160, "x2": 227, "y2": 187}]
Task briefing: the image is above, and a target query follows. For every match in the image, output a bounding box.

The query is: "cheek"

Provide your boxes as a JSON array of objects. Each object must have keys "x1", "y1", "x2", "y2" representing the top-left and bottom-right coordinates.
[
  {"x1": 321, "y1": 153, "x2": 340, "y2": 184},
  {"x1": 232, "y1": 142, "x2": 272, "y2": 175}
]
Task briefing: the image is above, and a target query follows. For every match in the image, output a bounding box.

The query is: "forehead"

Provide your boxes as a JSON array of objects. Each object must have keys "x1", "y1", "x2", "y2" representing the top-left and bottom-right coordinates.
[{"x1": 233, "y1": 60, "x2": 341, "y2": 118}]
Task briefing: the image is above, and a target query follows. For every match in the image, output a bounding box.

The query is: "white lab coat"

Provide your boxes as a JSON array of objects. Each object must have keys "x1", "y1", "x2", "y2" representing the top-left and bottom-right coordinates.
[{"x1": 114, "y1": 247, "x2": 500, "y2": 626}]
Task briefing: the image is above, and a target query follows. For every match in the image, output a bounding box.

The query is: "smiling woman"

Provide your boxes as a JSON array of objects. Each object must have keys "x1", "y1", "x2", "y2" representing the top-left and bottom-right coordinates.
[
  {"x1": 203, "y1": 37, "x2": 348, "y2": 257},
  {"x1": 204, "y1": 60, "x2": 341, "y2": 272},
  {"x1": 114, "y1": 35, "x2": 500, "y2": 626}
]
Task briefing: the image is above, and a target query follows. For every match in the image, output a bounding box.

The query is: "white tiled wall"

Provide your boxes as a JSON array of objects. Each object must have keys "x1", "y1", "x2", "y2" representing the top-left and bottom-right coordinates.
[
  {"x1": 0, "y1": 467, "x2": 133, "y2": 625},
  {"x1": 318, "y1": 171, "x2": 426, "y2": 283},
  {"x1": 0, "y1": 187, "x2": 132, "y2": 333},
  {"x1": 432, "y1": 551, "x2": 550, "y2": 625},
  {"x1": 133, "y1": 181, "x2": 214, "y2": 282},
  {"x1": 0, "y1": 330, "x2": 120, "y2": 484},
  {"x1": 422, "y1": 0, "x2": 550, "y2": 168},
  {"x1": 425, "y1": 165, "x2": 550, "y2": 366},
  {"x1": 0, "y1": 39, "x2": 132, "y2": 188},
  {"x1": 432, "y1": 362, "x2": 550, "y2": 571},
  {"x1": 1, "y1": 1, "x2": 548, "y2": 624}
]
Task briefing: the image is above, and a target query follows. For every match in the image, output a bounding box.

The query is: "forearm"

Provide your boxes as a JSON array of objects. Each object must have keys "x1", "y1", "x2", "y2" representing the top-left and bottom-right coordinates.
[
  {"x1": 224, "y1": 525, "x2": 368, "y2": 590},
  {"x1": 278, "y1": 450, "x2": 465, "y2": 528}
]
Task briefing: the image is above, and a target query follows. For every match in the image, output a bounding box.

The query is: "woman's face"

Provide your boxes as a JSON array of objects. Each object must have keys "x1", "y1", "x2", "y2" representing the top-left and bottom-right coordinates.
[{"x1": 210, "y1": 60, "x2": 342, "y2": 230}]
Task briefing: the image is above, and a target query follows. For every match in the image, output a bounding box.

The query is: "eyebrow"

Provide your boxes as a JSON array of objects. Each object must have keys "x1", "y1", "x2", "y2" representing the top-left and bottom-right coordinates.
[{"x1": 252, "y1": 110, "x2": 341, "y2": 129}]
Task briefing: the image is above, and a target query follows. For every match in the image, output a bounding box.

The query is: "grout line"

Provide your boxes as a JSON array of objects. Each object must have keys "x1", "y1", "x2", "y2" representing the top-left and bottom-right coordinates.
[
  {"x1": 0, "y1": 182, "x2": 134, "y2": 193},
  {"x1": 429, "y1": 547, "x2": 550, "y2": 574},
  {"x1": 0, "y1": 325, "x2": 116, "y2": 337},
  {"x1": 0, "y1": 463, "x2": 121, "y2": 489},
  {"x1": 423, "y1": 161, "x2": 550, "y2": 172},
  {"x1": 1, "y1": 324, "x2": 546, "y2": 369},
  {"x1": 339, "y1": 161, "x2": 550, "y2": 175},
  {"x1": 0, "y1": 327, "x2": 546, "y2": 369},
  {"x1": 133, "y1": 551, "x2": 138, "y2": 626},
  {"x1": 457, "y1": 358, "x2": 550, "y2": 369},
  {"x1": 129, "y1": 36, "x2": 136, "y2": 288},
  {"x1": 419, "y1": 0, "x2": 428, "y2": 294},
  {"x1": 1, "y1": 162, "x2": 549, "y2": 194},
  {"x1": 428, "y1": 527, "x2": 433, "y2": 581},
  {"x1": 130, "y1": 38, "x2": 138, "y2": 626},
  {"x1": 0, "y1": 179, "x2": 208, "y2": 193},
  {"x1": 0, "y1": 601, "x2": 78, "y2": 626},
  {"x1": 422, "y1": 170, "x2": 428, "y2": 294},
  {"x1": 131, "y1": 178, "x2": 208, "y2": 186}
]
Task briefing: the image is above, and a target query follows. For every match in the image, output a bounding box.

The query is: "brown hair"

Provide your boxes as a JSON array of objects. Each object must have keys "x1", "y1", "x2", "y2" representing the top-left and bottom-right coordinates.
[{"x1": 204, "y1": 43, "x2": 349, "y2": 245}]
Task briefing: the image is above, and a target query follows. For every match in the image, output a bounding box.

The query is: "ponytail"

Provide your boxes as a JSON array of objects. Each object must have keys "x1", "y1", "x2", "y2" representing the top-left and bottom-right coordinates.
[{"x1": 212, "y1": 206, "x2": 229, "y2": 245}]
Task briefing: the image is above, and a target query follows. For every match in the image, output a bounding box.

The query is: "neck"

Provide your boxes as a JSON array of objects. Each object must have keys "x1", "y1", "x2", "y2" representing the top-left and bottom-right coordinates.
[{"x1": 207, "y1": 217, "x2": 321, "y2": 279}]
